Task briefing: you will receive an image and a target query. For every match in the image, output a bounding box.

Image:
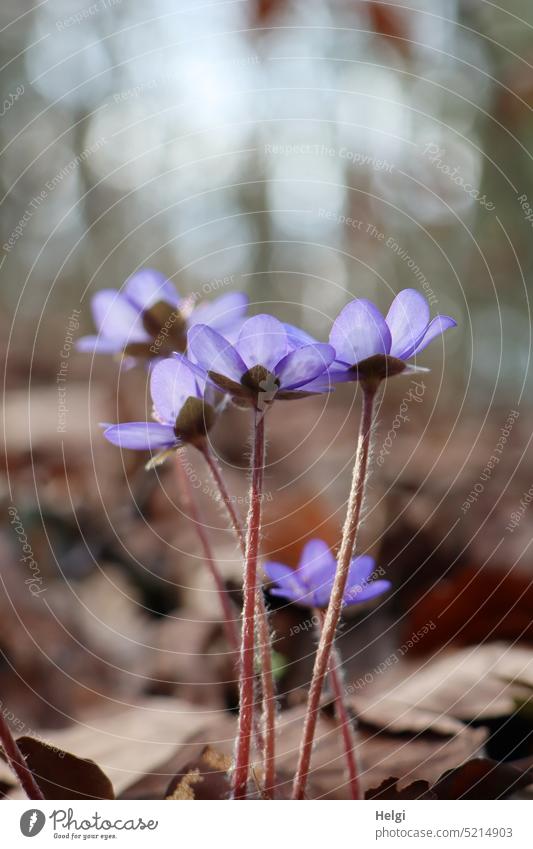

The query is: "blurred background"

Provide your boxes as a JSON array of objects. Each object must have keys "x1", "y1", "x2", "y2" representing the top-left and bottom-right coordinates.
[{"x1": 1, "y1": 0, "x2": 533, "y2": 781}]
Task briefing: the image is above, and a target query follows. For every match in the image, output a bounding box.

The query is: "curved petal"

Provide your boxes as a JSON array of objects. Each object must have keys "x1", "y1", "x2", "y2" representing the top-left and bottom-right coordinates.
[
  {"x1": 284, "y1": 322, "x2": 319, "y2": 350},
  {"x1": 330, "y1": 299, "x2": 391, "y2": 365},
  {"x1": 150, "y1": 357, "x2": 201, "y2": 423},
  {"x1": 263, "y1": 561, "x2": 300, "y2": 588},
  {"x1": 102, "y1": 421, "x2": 177, "y2": 451},
  {"x1": 274, "y1": 344, "x2": 335, "y2": 390},
  {"x1": 346, "y1": 554, "x2": 376, "y2": 588},
  {"x1": 410, "y1": 315, "x2": 457, "y2": 357},
  {"x1": 190, "y1": 292, "x2": 249, "y2": 332},
  {"x1": 236, "y1": 314, "x2": 288, "y2": 371},
  {"x1": 344, "y1": 579, "x2": 391, "y2": 606},
  {"x1": 124, "y1": 268, "x2": 181, "y2": 311},
  {"x1": 91, "y1": 290, "x2": 149, "y2": 345},
  {"x1": 298, "y1": 539, "x2": 335, "y2": 582},
  {"x1": 76, "y1": 335, "x2": 121, "y2": 354},
  {"x1": 188, "y1": 324, "x2": 247, "y2": 382},
  {"x1": 387, "y1": 289, "x2": 430, "y2": 359}
]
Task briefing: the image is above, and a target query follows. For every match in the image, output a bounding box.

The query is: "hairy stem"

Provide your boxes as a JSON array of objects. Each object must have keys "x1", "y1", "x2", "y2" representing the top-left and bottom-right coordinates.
[
  {"x1": 200, "y1": 443, "x2": 246, "y2": 555},
  {"x1": 292, "y1": 385, "x2": 377, "y2": 800},
  {"x1": 316, "y1": 609, "x2": 361, "y2": 800},
  {"x1": 175, "y1": 455, "x2": 240, "y2": 655},
  {"x1": 0, "y1": 711, "x2": 44, "y2": 800},
  {"x1": 232, "y1": 410, "x2": 266, "y2": 799},
  {"x1": 256, "y1": 591, "x2": 276, "y2": 797},
  {"x1": 201, "y1": 440, "x2": 276, "y2": 796}
]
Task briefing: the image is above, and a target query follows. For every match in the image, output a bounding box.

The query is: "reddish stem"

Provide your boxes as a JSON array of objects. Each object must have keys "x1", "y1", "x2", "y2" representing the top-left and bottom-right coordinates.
[
  {"x1": 232, "y1": 410, "x2": 266, "y2": 799},
  {"x1": 0, "y1": 711, "x2": 44, "y2": 800},
  {"x1": 200, "y1": 444, "x2": 246, "y2": 555},
  {"x1": 316, "y1": 610, "x2": 361, "y2": 800},
  {"x1": 201, "y1": 440, "x2": 276, "y2": 796},
  {"x1": 292, "y1": 385, "x2": 377, "y2": 800},
  {"x1": 175, "y1": 455, "x2": 240, "y2": 655},
  {"x1": 256, "y1": 592, "x2": 276, "y2": 797}
]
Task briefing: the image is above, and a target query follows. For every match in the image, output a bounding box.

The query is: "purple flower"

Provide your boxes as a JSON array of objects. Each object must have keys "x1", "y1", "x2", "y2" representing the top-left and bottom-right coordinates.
[
  {"x1": 102, "y1": 357, "x2": 216, "y2": 463},
  {"x1": 78, "y1": 268, "x2": 248, "y2": 362},
  {"x1": 329, "y1": 289, "x2": 456, "y2": 383},
  {"x1": 187, "y1": 314, "x2": 336, "y2": 408},
  {"x1": 263, "y1": 539, "x2": 390, "y2": 608}
]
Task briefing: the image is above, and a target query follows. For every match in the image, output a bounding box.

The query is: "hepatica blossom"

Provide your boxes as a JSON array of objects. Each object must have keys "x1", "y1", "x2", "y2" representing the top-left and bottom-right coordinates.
[
  {"x1": 78, "y1": 268, "x2": 248, "y2": 361},
  {"x1": 188, "y1": 314, "x2": 335, "y2": 409},
  {"x1": 330, "y1": 289, "x2": 456, "y2": 383},
  {"x1": 263, "y1": 539, "x2": 390, "y2": 608},
  {"x1": 103, "y1": 357, "x2": 215, "y2": 464}
]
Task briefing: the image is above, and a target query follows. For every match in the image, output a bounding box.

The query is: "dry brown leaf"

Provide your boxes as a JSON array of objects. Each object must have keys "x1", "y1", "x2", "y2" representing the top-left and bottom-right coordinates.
[
  {"x1": 361, "y1": 642, "x2": 533, "y2": 722},
  {"x1": 5, "y1": 698, "x2": 213, "y2": 799}
]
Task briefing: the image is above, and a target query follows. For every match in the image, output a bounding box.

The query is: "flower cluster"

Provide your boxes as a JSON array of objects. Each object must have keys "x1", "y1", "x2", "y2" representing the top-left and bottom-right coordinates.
[
  {"x1": 78, "y1": 270, "x2": 455, "y2": 462},
  {"x1": 76, "y1": 268, "x2": 458, "y2": 801}
]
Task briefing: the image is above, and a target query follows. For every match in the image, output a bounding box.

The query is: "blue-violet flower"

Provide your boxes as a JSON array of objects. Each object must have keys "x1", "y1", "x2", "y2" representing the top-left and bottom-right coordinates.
[
  {"x1": 263, "y1": 539, "x2": 390, "y2": 608},
  {"x1": 102, "y1": 357, "x2": 215, "y2": 464},
  {"x1": 187, "y1": 314, "x2": 335, "y2": 409},
  {"x1": 329, "y1": 288, "x2": 456, "y2": 384},
  {"x1": 78, "y1": 268, "x2": 248, "y2": 362}
]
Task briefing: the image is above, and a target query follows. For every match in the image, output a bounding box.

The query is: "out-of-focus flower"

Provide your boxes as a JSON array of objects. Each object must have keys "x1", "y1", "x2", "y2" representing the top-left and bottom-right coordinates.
[
  {"x1": 78, "y1": 268, "x2": 248, "y2": 363},
  {"x1": 102, "y1": 357, "x2": 215, "y2": 465},
  {"x1": 263, "y1": 539, "x2": 390, "y2": 608},
  {"x1": 329, "y1": 289, "x2": 456, "y2": 383},
  {"x1": 187, "y1": 314, "x2": 335, "y2": 409}
]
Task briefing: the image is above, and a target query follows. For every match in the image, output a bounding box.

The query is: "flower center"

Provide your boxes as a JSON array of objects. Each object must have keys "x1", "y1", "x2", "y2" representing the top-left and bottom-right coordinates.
[
  {"x1": 174, "y1": 396, "x2": 216, "y2": 444},
  {"x1": 124, "y1": 301, "x2": 188, "y2": 358}
]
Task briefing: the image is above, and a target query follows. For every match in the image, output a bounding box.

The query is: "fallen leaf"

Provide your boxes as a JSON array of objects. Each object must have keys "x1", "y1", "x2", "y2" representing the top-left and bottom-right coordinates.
[{"x1": 12, "y1": 737, "x2": 114, "y2": 800}]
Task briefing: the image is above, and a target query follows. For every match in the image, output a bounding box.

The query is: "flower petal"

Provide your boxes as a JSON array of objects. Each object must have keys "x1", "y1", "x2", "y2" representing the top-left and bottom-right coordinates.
[
  {"x1": 76, "y1": 335, "x2": 121, "y2": 354},
  {"x1": 190, "y1": 292, "x2": 249, "y2": 332},
  {"x1": 102, "y1": 421, "x2": 177, "y2": 451},
  {"x1": 298, "y1": 539, "x2": 335, "y2": 582},
  {"x1": 91, "y1": 290, "x2": 149, "y2": 345},
  {"x1": 387, "y1": 289, "x2": 430, "y2": 360},
  {"x1": 188, "y1": 325, "x2": 247, "y2": 382},
  {"x1": 344, "y1": 579, "x2": 391, "y2": 605},
  {"x1": 236, "y1": 315, "x2": 288, "y2": 371},
  {"x1": 410, "y1": 315, "x2": 457, "y2": 357},
  {"x1": 274, "y1": 344, "x2": 335, "y2": 390},
  {"x1": 263, "y1": 561, "x2": 300, "y2": 588},
  {"x1": 330, "y1": 299, "x2": 391, "y2": 364},
  {"x1": 284, "y1": 322, "x2": 319, "y2": 350},
  {"x1": 348, "y1": 554, "x2": 376, "y2": 582},
  {"x1": 150, "y1": 357, "x2": 201, "y2": 423},
  {"x1": 124, "y1": 268, "x2": 180, "y2": 311}
]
